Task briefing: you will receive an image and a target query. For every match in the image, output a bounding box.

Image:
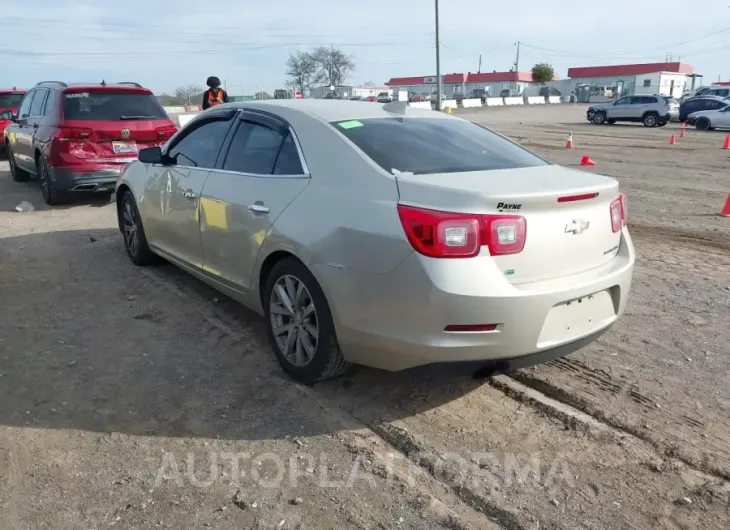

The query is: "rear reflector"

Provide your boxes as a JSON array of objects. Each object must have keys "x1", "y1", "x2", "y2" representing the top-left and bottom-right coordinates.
[
  {"x1": 397, "y1": 204, "x2": 526, "y2": 258},
  {"x1": 557, "y1": 192, "x2": 599, "y2": 203},
  {"x1": 444, "y1": 324, "x2": 498, "y2": 332}
]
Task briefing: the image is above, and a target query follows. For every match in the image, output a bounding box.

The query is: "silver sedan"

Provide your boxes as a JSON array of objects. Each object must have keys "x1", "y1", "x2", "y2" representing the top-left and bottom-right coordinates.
[{"x1": 115, "y1": 100, "x2": 635, "y2": 383}]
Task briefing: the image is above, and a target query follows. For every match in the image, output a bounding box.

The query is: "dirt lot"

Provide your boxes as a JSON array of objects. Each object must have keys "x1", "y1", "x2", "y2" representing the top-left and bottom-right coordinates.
[{"x1": 1, "y1": 104, "x2": 728, "y2": 530}]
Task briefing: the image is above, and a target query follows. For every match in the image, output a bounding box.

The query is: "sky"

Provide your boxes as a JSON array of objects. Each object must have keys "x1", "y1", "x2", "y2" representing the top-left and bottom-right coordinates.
[{"x1": 2, "y1": 0, "x2": 729, "y2": 95}]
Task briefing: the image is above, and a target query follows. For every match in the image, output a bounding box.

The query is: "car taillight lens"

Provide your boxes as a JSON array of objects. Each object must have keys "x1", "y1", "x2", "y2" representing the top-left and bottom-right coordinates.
[
  {"x1": 397, "y1": 204, "x2": 527, "y2": 258},
  {"x1": 54, "y1": 127, "x2": 95, "y2": 159},
  {"x1": 610, "y1": 193, "x2": 626, "y2": 232},
  {"x1": 156, "y1": 125, "x2": 177, "y2": 141}
]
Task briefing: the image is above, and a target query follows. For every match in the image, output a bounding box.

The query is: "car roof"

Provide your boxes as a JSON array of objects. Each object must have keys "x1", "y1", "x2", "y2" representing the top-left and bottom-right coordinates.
[{"x1": 220, "y1": 99, "x2": 445, "y2": 122}]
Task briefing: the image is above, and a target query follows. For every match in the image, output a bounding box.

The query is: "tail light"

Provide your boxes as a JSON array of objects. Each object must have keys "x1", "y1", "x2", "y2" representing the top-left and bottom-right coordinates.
[
  {"x1": 54, "y1": 127, "x2": 95, "y2": 159},
  {"x1": 610, "y1": 193, "x2": 626, "y2": 232},
  {"x1": 397, "y1": 204, "x2": 526, "y2": 258},
  {"x1": 156, "y1": 125, "x2": 177, "y2": 141}
]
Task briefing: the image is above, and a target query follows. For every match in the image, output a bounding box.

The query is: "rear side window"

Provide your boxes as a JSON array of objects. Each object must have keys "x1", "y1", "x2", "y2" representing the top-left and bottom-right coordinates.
[
  {"x1": 223, "y1": 120, "x2": 303, "y2": 175},
  {"x1": 0, "y1": 93, "x2": 24, "y2": 108},
  {"x1": 330, "y1": 118, "x2": 548, "y2": 175},
  {"x1": 663, "y1": 97, "x2": 678, "y2": 105},
  {"x1": 62, "y1": 91, "x2": 167, "y2": 121}
]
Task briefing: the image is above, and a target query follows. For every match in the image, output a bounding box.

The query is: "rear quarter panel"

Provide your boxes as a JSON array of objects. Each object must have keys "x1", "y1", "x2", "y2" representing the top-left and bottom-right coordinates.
[{"x1": 255, "y1": 109, "x2": 413, "y2": 277}]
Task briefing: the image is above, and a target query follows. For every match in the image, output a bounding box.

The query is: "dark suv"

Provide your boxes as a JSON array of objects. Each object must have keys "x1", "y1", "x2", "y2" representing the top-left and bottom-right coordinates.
[{"x1": 4, "y1": 81, "x2": 177, "y2": 205}]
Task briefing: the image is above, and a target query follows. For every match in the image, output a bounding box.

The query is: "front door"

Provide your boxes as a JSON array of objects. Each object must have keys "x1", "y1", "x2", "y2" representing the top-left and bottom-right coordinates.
[
  {"x1": 199, "y1": 113, "x2": 310, "y2": 290},
  {"x1": 13, "y1": 89, "x2": 47, "y2": 172},
  {"x1": 141, "y1": 111, "x2": 235, "y2": 268},
  {"x1": 606, "y1": 96, "x2": 632, "y2": 119}
]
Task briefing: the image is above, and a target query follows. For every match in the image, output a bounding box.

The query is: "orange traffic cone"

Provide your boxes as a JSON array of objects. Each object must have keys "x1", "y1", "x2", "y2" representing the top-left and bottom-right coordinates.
[
  {"x1": 680, "y1": 128, "x2": 686, "y2": 138},
  {"x1": 681, "y1": 121, "x2": 687, "y2": 128},
  {"x1": 565, "y1": 133, "x2": 574, "y2": 148},
  {"x1": 580, "y1": 155, "x2": 596, "y2": 167},
  {"x1": 669, "y1": 135, "x2": 677, "y2": 145},
  {"x1": 723, "y1": 134, "x2": 730, "y2": 150},
  {"x1": 721, "y1": 195, "x2": 730, "y2": 217}
]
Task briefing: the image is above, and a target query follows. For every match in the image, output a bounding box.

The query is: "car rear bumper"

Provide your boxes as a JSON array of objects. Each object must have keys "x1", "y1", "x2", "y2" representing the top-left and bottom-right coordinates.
[
  {"x1": 315, "y1": 227, "x2": 635, "y2": 371},
  {"x1": 47, "y1": 165, "x2": 124, "y2": 193}
]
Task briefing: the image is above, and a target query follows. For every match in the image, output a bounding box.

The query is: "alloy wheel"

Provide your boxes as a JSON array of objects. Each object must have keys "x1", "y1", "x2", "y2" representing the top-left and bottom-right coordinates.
[
  {"x1": 39, "y1": 158, "x2": 50, "y2": 201},
  {"x1": 122, "y1": 199, "x2": 139, "y2": 257},
  {"x1": 269, "y1": 274, "x2": 319, "y2": 367}
]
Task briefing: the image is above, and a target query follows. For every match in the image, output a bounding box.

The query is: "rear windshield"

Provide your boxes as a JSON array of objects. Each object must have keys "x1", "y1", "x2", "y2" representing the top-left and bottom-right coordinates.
[
  {"x1": 330, "y1": 117, "x2": 549, "y2": 175},
  {"x1": 663, "y1": 97, "x2": 679, "y2": 104},
  {"x1": 0, "y1": 93, "x2": 24, "y2": 108},
  {"x1": 62, "y1": 91, "x2": 167, "y2": 121}
]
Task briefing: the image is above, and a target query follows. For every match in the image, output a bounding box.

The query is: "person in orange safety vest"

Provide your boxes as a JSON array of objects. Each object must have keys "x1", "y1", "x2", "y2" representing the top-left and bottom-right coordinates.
[{"x1": 202, "y1": 76, "x2": 229, "y2": 110}]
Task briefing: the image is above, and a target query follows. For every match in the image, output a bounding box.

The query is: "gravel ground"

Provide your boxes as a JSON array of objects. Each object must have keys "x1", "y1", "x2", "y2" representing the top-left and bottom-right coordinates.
[{"x1": 0, "y1": 104, "x2": 728, "y2": 529}]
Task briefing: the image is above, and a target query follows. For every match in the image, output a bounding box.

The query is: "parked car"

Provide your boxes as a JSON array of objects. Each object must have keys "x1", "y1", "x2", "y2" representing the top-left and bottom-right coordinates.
[
  {"x1": 116, "y1": 100, "x2": 635, "y2": 383},
  {"x1": 0, "y1": 88, "x2": 27, "y2": 146},
  {"x1": 587, "y1": 95, "x2": 678, "y2": 127},
  {"x1": 376, "y1": 92, "x2": 392, "y2": 103},
  {"x1": 688, "y1": 104, "x2": 730, "y2": 130},
  {"x1": 679, "y1": 96, "x2": 729, "y2": 123},
  {"x1": 3, "y1": 81, "x2": 177, "y2": 205},
  {"x1": 538, "y1": 86, "x2": 561, "y2": 97}
]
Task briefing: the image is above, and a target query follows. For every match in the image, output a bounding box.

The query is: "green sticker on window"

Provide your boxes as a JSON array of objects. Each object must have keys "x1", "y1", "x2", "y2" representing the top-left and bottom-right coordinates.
[{"x1": 337, "y1": 120, "x2": 364, "y2": 129}]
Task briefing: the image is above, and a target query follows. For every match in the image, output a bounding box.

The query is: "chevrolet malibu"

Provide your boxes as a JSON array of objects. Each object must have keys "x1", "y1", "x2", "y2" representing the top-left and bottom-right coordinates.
[{"x1": 116, "y1": 100, "x2": 635, "y2": 383}]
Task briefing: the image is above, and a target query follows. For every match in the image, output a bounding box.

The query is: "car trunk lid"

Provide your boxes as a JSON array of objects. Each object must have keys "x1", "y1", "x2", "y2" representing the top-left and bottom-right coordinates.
[{"x1": 395, "y1": 164, "x2": 623, "y2": 284}]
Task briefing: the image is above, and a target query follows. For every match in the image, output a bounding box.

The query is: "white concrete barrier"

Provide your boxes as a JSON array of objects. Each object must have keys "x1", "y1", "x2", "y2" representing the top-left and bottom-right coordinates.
[
  {"x1": 526, "y1": 96, "x2": 546, "y2": 105},
  {"x1": 167, "y1": 112, "x2": 200, "y2": 128},
  {"x1": 484, "y1": 97, "x2": 504, "y2": 107},
  {"x1": 442, "y1": 99, "x2": 458, "y2": 109},
  {"x1": 408, "y1": 101, "x2": 431, "y2": 110},
  {"x1": 503, "y1": 97, "x2": 524, "y2": 106},
  {"x1": 548, "y1": 96, "x2": 561, "y2": 104},
  {"x1": 163, "y1": 106, "x2": 187, "y2": 114},
  {"x1": 461, "y1": 98, "x2": 482, "y2": 108}
]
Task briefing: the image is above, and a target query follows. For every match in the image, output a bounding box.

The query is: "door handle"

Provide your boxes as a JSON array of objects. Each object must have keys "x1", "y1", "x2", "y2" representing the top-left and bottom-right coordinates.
[
  {"x1": 182, "y1": 189, "x2": 197, "y2": 200},
  {"x1": 248, "y1": 202, "x2": 270, "y2": 214}
]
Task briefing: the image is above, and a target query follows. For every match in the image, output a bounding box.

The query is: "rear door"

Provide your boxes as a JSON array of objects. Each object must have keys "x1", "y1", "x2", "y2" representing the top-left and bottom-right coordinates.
[
  {"x1": 142, "y1": 110, "x2": 235, "y2": 268},
  {"x1": 714, "y1": 105, "x2": 730, "y2": 127},
  {"x1": 199, "y1": 110, "x2": 310, "y2": 290},
  {"x1": 60, "y1": 88, "x2": 176, "y2": 162}
]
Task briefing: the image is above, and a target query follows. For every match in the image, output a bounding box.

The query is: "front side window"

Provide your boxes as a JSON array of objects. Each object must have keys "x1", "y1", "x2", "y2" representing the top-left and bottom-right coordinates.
[
  {"x1": 331, "y1": 117, "x2": 548, "y2": 176},
  {"x1": 62, "y1": 91, "x2": 167, "y2": 121},
  {"x1": 167, "y1": 118, "x2": 231, "y2": 168},
  {"x1": 17, "y1": 91, "x2": 35, "y2": 118}
]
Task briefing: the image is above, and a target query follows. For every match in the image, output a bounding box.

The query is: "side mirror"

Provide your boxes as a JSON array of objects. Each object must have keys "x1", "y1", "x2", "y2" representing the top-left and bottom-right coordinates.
[{"x1": 138, "y1": 146, "x2": 167, "y2": 164}]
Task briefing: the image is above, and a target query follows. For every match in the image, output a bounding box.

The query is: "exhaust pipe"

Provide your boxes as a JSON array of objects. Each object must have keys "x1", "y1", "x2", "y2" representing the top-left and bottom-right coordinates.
[{"x1": 71, "y1": 184, "x2": 98, "y2": 191}]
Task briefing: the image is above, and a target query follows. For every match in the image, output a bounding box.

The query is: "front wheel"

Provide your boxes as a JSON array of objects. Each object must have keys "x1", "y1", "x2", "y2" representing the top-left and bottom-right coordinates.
[
  {"x1": 592, "y1": 112, "x2": 606, "y2": 125},
  {"x1": 695, "y1": 117, "x2": 712, "y2": 131},
  {"x1": 119, "y1": 190, "x2": 157, "y2": 266},
  {"x1": 264, "y1": 258, "x2": 350, "y2": 384},
  {"x1": 8, "y1": 144, "x2": 30, "y2": 182}
]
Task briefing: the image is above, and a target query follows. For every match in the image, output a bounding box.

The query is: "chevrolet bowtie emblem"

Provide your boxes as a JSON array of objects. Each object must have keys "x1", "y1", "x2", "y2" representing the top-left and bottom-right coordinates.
[{"x1": 565, "y1": 219, "x2": 590, "y2": 235}]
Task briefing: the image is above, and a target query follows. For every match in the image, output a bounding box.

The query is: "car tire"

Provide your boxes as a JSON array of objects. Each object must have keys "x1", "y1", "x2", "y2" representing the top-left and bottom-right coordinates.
[
  {"x1": 7, "y1": 144, "x2": 30, "y2": 182},
  {"x1": 37, "y1": 155, "x2": 66, "y2": 205},
  {"x1": 695, "y1": 117, "x2": 712, "y2": 131},
  {"x1": 119, "y1": 190, "x2": 157, "y2": 266},
  {"x1": 592, "y1": 112, "x2": 606, "y2": 125},
  {"x1": 642, "y1": 112, "x2": 659, "y2": 127},
  {"x1": 263, "y1": 257, "x2": 351, "y2": 384}
]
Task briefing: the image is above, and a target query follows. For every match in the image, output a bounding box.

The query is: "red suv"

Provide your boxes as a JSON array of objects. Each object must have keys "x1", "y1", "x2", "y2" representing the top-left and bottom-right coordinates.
[
  {"x1": 0, "y1": 88, "x2": 26, "y2": 140},
  {"x1": 4, "y1": 81, "x2": 177, "y2": 205}
]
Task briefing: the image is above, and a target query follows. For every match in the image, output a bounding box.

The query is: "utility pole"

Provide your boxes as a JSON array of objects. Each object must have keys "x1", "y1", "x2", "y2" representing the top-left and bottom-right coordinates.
[
  {"x1": 435, "y1": 0, "x2": 442, "y2": 111},
  {"x1": 514, "y1": 41, "x2": 521, "y2": 72},
  {"x1": 478, "y1": 54, "x2": 482, "y2": 74}
]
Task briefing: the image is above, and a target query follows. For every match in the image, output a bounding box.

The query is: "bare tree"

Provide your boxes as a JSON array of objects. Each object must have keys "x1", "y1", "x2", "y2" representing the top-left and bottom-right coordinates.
[
  {"x1": 310, "y1": 46, "x2": 355, "y2": 87},
  {"x1": 174, "y1": 84, "x2": 203, "y2": 105},
  {"x1": 285, "y1": 52, "x2": 317, "y2": 94}
]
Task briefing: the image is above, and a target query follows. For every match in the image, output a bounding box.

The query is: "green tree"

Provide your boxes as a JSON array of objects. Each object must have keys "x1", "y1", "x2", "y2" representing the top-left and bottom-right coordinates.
[{"x1": 531, "y1": 63, "x2": 555, "y2": 83}]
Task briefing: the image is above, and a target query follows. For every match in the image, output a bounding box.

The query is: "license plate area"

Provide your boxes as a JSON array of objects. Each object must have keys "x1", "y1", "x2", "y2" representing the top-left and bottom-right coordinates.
[
  {"x1": 537, "y1": 289, "x2": 617, "y2": 348},
  {"x1": 112, "y1": 141, "x2": 137, "y2": 154}
]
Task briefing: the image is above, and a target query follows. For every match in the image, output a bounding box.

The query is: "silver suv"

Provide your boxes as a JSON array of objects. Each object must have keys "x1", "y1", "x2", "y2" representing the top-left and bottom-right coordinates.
[{"x1": 587, "y1": 95, "x2": 679, "y2": 127}]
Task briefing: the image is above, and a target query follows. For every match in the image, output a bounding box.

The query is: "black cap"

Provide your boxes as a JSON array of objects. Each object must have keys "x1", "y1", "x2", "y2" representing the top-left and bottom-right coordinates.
[{"x1": 206, "y1": 76, "x2": 221, "y2": 88}]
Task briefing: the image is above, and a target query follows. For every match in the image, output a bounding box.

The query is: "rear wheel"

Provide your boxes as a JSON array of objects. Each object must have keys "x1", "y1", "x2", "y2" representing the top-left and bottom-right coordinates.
[
  {"x1": 37, "y1": 155, "x2": 65, "y2": 205},
  {"x1": 7, "y1": 144, "x2": 30, "y2": 182},
  {"x1": 695, "y1": 117, "x2": 712, "y2": 131},
  {"x1": 592, "y1": 112, "x2": 606, "y2": 125},
  {"x1": 642, "y1": 112, "x2": 659, "y2": 127},
  {"x1": 263, "y1": 258, "x2": 350, "y2": 384}
]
